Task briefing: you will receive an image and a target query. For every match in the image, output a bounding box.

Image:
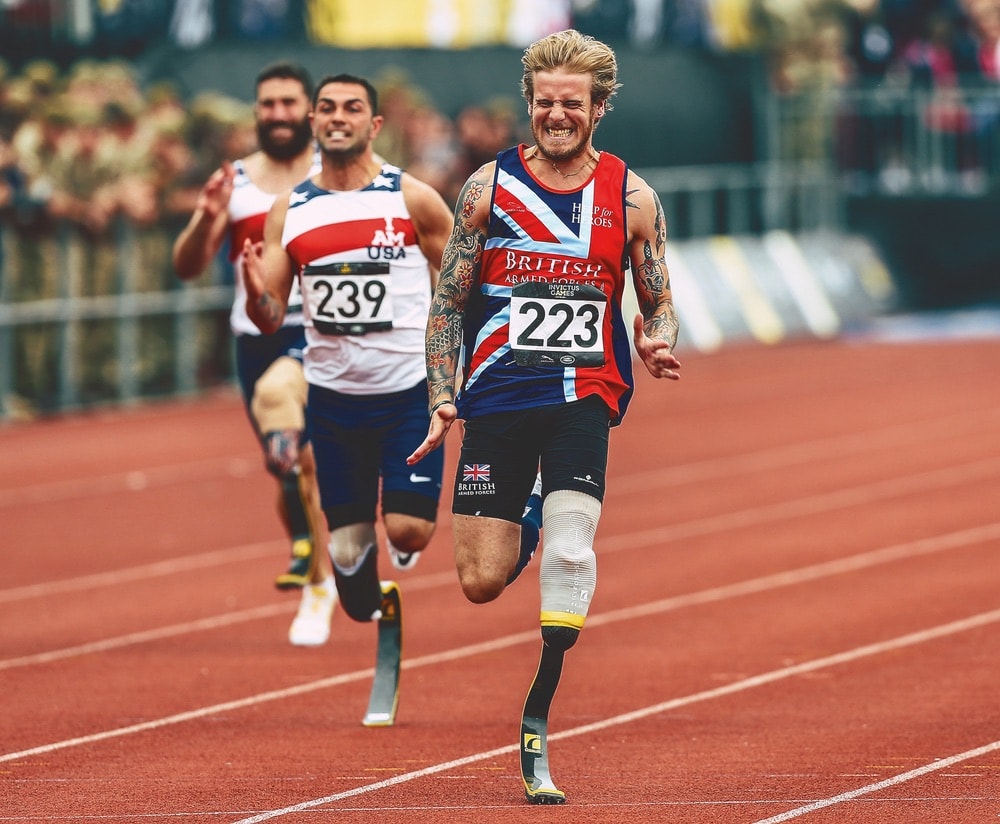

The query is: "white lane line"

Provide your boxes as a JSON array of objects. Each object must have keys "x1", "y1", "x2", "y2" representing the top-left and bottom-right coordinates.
[
  {"x1": 3, "y1": 523, "x2": 996, "y2": 765},
  {"x1": 1, "y1": 497, "x2": 995, "y2": 674},
  {"x1": 3, "y1": 405, "x2": 994, "y2": 512},
  {"x1": 751, "y1": 740, "x2": 1000, "y2": 823},
  {"x1": 229, "y1": 608, "x2": 1000, "y2": 823},
  {"x1": 0, "y1": 454, "x2": 260, "y2": 508},
  {"x1": 0, "y1": 541, "x2": 283, "y2": 604},
  {"x1": 0, "y1": 630, "x2": 536, "y2": 766},
  {"x1": 0, "y1": 572, "x2": 457, "y2": 671},
  {"x1": 589, "y1": 522, "x2": 1000, "y2": 626},
  {"x1": 610, "y1": 407, "x2": 998, "y2": 494},
  {"x1": 600, "y1": 457, "x2": 1000, "y2": 553},
  {"x1": 3, "y1": 437, "x2": 997, "y2": 609},
  {"x1": 0, "y1": 605, "x2": 291, "y2": 670}
]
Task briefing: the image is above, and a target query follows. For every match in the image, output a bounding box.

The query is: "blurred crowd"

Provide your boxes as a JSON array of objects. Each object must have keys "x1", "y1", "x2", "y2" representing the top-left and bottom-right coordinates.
[
  {"x1": 0, "y1": 57, "x2": 532, "y2": 413},
  {"x1": 0, "y1": 56, "x2": 531, "y2": 261},
  {"x1": 3, "y1": 0, "x2": 999, "y2": 240},
  {"x1": 710, "y1": 0, "x2": 1000, "y2": 95}
]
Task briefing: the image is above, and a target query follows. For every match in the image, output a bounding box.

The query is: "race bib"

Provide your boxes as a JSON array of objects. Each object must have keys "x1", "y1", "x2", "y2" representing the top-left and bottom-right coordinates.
[
  {"x1": 508, "y1": 281, "x2": 606, "y2": 367},
  {"x1": 301, "y1": 262, "x2": 393, "y2": 335}
]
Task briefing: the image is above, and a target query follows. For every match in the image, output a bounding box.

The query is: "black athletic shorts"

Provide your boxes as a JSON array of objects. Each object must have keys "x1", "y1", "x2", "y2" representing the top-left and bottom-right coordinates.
[{"x1": 452, "y1": 395, "x2": 610, "y2": 523}]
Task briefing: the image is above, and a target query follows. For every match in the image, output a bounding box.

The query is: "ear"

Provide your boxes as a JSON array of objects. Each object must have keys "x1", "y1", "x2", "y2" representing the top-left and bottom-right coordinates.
[{"x1": 594, "y1": 101, "x2": 606, "y2": 120}]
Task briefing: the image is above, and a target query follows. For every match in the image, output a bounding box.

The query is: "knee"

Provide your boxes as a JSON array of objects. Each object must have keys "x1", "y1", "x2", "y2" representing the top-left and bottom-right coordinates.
[
  {"x1": 458, "y1": 568, "x2": 506, "y2": 604},
  {"x1": 250, "y1": 361, "x2": 306, "y2": 428},
  {"x1": 452, "y1": 515, "x2": 519, "y2": 604},
  {"x1": 251, "y1": 370, "x2": 293, "y2": 415},
  {"x1": 384, "y1": 515, "x2": 435, "y2": 554},
  {"x1": 328, "y1": 525, "x2": 381, "y2": 622},
  {"x1": 455, "y1": 546, "x2": 509, "y2": 604},
  {"x1": 541, "y1": 490, "x2": 601, "y2": 567},
  {"x1": 328, "y1": 523, "x2": 377, "y2": 569}
]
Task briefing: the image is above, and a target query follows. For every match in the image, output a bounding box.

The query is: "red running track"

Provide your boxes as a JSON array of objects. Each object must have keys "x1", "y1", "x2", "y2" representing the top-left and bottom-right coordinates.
[{"x1": 2, "y1": 337, "x2": 999, "y2": 823}]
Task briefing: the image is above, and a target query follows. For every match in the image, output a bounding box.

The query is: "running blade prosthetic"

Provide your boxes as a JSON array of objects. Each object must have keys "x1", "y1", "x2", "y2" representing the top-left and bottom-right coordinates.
[{"x1": 363, "y1": 581, "x2": 402, "y2": 726}]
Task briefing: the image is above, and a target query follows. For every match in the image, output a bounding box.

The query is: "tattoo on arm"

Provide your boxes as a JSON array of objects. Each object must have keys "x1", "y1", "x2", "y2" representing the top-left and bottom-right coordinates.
[
  {"x1": 426, "y1": 175, "x2": 487, "y2": 401},
  {"x1": 256, "y1": 293, "x2": 282, "y2": 327},
  {"x1": 635, "y1": 187, "x2": 679, "y2": 349},
  {"x1": 645, "y1": 305, "x2": 680, "y2": 349},
  {"x1": 652, "y1": 191, "x2": 667, "y2": 254}
]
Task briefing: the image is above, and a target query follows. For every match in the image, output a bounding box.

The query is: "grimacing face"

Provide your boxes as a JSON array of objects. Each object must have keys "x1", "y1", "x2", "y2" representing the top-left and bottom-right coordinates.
[
  {"x1": 310, "y1": 82, "x2": 382, "y2": 161},
  {"x1": 528, "y1": 69, "x2": 604, "y2": 164}
]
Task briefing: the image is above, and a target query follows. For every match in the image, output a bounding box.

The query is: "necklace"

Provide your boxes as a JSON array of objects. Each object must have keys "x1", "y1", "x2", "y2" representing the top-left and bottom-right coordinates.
[
  {"x1": 550, "y1": 160, "x2": 586, "y2": 178},
  {"x1": 549, "y1": 154, "x2": 596, "y2": 179},
  {"x1": 529, "y1": 146, "x2": 598, "y2": 179}
]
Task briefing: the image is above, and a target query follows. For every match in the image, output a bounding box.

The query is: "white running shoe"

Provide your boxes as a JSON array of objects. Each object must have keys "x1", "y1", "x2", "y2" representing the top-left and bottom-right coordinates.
[
  {"x1": 387, "y1": 541, "x2": 420, "y2": 571},
  {"x1": 288, "y1": 576, "x2": 337, "y2": 647}
]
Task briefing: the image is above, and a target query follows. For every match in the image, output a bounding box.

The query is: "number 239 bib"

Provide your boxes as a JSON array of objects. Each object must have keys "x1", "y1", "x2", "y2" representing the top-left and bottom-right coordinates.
[{"x1": 301, "y1": 262, "x2": 394, "y2": 335}]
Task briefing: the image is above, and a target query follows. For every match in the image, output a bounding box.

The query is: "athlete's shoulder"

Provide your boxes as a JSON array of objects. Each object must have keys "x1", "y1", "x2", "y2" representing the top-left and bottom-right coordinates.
[
  {"x1": 622, "y1": 166, "x2": 657, "y2": 209},
  {"x1": 232, "y1": 156, "x2": 251, "y2": 188},
  {"x1": 287, "y1": 178, "x2": 324, "y2": 208},
  {"x1": 233, "y1": 151, "x2": 267, "y2": 183},
  {"x1": 368, "y1": 163, "x2": 404, "y2": 192}
]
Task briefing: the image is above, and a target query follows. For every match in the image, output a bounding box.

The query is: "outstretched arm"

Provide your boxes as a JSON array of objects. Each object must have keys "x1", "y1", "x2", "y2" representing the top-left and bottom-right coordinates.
[
  {"x1": 172, "y1": 161, "x2": 235, "y2": 281},
  {"x1": 241, "y1": 193, "x2": 295, "y2": 335},
  {"x1": 407, "y1": 163, "x2": 493, "y2": 465},
  {"x1": 626, "y1": 172, "x2": 681, "y2": 381}
]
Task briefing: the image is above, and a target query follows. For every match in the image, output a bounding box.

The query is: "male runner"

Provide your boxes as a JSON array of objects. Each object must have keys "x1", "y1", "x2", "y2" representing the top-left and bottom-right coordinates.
[
  {"x1": 408, "y1": 29, "x2": 682, "y2": 801},
  {"x1": 172, "y1": 61, "x2": 335, "y2": 647},
  {"x1": 241, "y1": 73, "x2": 454, "y2": 661}
]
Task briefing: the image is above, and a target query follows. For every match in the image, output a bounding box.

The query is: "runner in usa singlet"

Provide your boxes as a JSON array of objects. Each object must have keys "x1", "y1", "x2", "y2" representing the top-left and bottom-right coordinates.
[{"x1": 279, "y1": 163, "x2": 435, "y2": 396}]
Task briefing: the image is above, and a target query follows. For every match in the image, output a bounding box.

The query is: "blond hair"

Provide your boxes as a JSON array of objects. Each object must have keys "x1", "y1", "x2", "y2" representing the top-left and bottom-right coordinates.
[{"x1": 520, "y1": 29, "x2": 621, "y2": 112}]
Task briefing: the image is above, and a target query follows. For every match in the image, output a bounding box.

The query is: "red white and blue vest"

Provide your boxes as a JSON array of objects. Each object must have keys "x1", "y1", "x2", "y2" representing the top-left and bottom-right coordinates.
[{"x1": 457, "y1": 145, "x2": 635, "y2": 424}]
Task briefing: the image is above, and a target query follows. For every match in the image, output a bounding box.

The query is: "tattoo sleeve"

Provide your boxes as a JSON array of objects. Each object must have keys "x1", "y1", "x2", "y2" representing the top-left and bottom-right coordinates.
[
  {"x1": 633, "y1": 189, "x2": 679, "y2": 349},
  {"x1": 425, "y1": 173, "x2": 488, "y2": 405}
]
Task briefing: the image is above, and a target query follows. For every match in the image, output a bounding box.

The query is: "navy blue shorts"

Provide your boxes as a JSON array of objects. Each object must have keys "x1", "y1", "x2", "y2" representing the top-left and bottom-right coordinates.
[
  {"x1": 233, "y1": 326, "x2": 306, "y2": 407},
  {"x1": 452, "y1": 395, "x2": 610, "y2": 523},
  {"x1": 308, "y1": 380, "x2": 444, "y2": 530}
]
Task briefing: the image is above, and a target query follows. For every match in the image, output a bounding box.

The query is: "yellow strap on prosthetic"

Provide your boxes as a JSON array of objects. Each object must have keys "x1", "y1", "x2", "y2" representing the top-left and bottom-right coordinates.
[{"x1": 540, "y1": 611, "x2": 586, "y2": 631}]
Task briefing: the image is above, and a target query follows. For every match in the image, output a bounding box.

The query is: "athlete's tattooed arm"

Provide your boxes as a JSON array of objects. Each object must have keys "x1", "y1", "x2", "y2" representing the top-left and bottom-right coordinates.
[
  {"x1": 626, "y1": 174, "x2": 681, "y2": 381},
  {"x1": 627, "y1": 182, "x2": 679, "y2": 350},
  {"x1": 408, "y1": 165, "x2": 493, "y2": 464},
  {"x1": 425, "y1": 164, "x2": 492, "y2": 409},
  {"x1": 253, "y1": 291, "x2": 284, "y2": 330}
]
